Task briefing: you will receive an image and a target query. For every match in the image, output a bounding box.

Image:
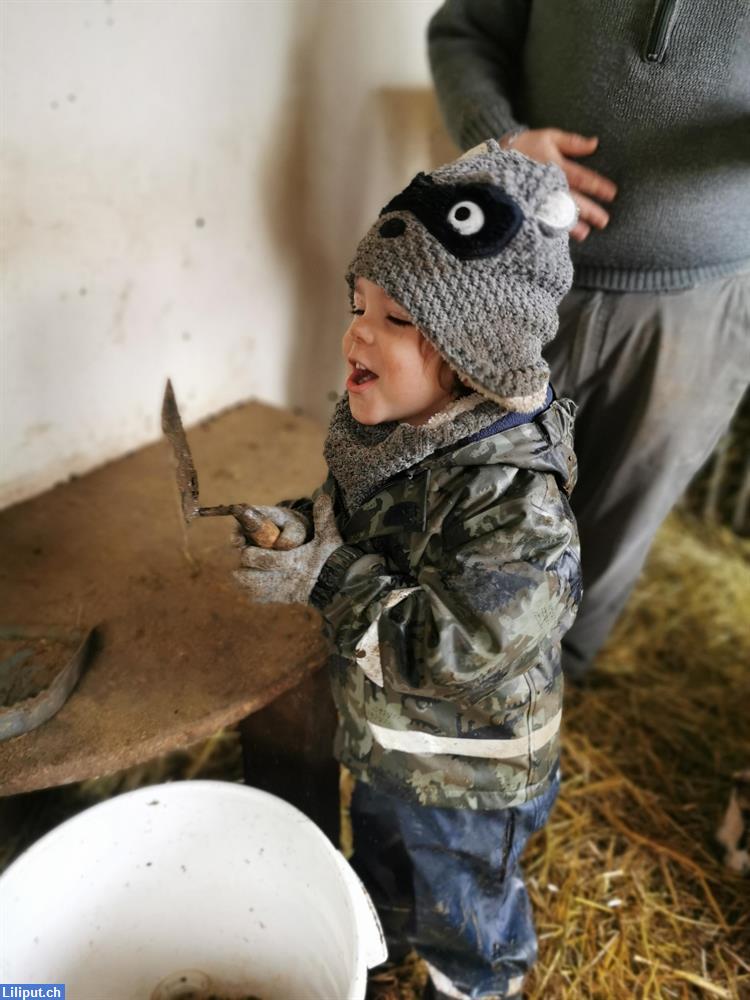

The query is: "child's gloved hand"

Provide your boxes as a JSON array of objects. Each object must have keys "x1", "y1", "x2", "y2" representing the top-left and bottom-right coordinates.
[
  {"x1": 233, "y1": 494, "x2": 342, "y2": 604},
  {"x1": 231, "y1": 505, "x2": 310, "y2": 551}
]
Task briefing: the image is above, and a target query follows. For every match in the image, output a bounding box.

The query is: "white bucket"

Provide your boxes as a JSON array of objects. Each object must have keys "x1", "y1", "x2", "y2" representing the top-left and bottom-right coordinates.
[{"x1": 0, "y1": 780, "x2": 386, "y2": 999}]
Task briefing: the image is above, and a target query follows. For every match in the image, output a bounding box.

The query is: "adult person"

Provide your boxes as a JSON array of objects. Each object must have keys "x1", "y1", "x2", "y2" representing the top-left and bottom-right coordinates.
[{"x1": 428, "y1": 0, "x2": 750, "y2": 678}]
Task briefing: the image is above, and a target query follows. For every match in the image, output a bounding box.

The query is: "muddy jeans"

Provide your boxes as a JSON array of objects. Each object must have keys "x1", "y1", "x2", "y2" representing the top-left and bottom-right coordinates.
[
  {"x1": 350, "y1": 769, "x2": 560, "y2": 1000},
  {"x1": 545, "y1": 272, "x2": 750, "y2": 677}
]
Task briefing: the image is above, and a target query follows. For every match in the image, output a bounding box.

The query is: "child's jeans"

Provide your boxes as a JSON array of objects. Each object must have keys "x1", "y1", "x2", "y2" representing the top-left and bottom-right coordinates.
[{"x1": 350, "y1": 768, "x2": 560, "y2": 1000}]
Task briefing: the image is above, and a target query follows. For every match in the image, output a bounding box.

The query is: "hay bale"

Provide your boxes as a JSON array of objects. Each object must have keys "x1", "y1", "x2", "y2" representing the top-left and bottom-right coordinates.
[{"x1": 526, "y1": 511, "x2": 750, "y2": 998}]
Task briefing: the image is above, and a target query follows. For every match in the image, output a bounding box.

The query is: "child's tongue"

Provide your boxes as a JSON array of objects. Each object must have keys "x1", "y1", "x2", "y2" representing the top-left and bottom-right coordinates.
[{"x1": 354, "y1": 366, "x2": 377, "y2": 385}]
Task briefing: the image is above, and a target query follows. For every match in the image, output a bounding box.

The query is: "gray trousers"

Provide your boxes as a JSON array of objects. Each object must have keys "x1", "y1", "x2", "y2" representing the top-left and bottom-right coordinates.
[{"x1": 545, "y1": 272, "x2": 750, "y2": 678}]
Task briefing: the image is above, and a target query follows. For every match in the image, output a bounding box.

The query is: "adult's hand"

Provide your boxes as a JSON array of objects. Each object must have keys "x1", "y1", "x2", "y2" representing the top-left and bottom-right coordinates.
[{"x1": 502, "y1": 129, "x2": 617, "y2": 241}]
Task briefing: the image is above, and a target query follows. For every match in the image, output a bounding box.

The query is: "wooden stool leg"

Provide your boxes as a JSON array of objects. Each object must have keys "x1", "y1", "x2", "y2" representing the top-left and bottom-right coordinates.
[{"x1": 239, "y1": 666, "x2": 340, "y2": 845}]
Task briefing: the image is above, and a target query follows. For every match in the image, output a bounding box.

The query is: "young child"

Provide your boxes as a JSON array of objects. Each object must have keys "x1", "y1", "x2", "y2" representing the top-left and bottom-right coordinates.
[{"x1": 235, "y1": 141, "x2": 582, "y2": 1000}]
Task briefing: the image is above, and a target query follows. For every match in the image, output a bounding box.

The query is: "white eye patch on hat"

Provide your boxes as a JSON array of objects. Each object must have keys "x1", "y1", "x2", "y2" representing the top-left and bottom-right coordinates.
[{"x1": 447, "y1": 200, "x2": 486, "y2": 235}]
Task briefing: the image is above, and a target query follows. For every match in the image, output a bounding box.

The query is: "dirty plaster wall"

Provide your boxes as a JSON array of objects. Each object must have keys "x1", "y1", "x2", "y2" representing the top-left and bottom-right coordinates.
[{"x1": 1, "y1": 0, "x2": 453, "y2": 511}]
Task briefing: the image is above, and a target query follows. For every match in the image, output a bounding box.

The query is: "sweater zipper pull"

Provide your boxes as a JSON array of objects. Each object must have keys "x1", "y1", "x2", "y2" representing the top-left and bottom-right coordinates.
[{"x1": 644, "y1": 0, "x2": 680, "y2": 63}]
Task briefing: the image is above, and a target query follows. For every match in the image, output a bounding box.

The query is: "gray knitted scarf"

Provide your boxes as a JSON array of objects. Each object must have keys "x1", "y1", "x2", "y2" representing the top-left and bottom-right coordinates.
[{"x1": 323, "y1": 392, "x2": 507, "y2": 514}]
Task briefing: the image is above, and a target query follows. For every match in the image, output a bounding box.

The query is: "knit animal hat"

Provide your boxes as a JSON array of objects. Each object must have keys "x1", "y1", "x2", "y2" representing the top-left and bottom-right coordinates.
[{"x1": 347, "y1": 140, "x2": 577, "y2": 411}]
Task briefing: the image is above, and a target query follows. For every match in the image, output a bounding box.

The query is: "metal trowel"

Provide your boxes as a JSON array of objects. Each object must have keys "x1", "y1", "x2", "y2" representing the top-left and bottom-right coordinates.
[{"x1": 161, "y1": 379, "x2": 280, "y2": 548}]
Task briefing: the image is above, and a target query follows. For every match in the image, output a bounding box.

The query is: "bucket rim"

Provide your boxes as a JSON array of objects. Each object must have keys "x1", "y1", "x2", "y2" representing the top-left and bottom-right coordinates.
[{"x1": 0, "y1": 780, "x2": 372, "y2": 995}]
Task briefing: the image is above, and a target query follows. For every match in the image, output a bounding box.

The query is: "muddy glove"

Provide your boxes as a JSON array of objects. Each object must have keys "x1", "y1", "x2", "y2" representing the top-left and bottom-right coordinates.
[
  {"x1": 231, "y1": 504, "x2": 310, "y2": 551},
  {"x1": 233, "y1": 493, "x2": 342, "y2": 604}
]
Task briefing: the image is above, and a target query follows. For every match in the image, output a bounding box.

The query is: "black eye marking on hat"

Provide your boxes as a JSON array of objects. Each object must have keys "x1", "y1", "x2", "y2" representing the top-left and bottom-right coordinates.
[{"x1": 379, "y1": 173, "x2": 523, "y2": 260}]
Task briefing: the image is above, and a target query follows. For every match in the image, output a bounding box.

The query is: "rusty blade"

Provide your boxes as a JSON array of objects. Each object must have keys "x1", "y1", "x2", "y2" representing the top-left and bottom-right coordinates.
[
  {"x1": 160, "y1": 380, "x2": 281, "y2": 548},
  {"x1": 161, "y1": 379, "x2": 200, "y2": 523}
]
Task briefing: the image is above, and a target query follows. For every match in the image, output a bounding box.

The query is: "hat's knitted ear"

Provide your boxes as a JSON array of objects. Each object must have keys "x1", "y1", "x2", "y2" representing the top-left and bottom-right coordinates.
[
  {"x1": 534, "y1": 189, "x2": 578, "y2": 234},
  {"x1": 456, "y1": 140, "x2": 492, "y2": 162},
  {"x1": 347, "y1": 140, "x2": 574, "y2": 410}
]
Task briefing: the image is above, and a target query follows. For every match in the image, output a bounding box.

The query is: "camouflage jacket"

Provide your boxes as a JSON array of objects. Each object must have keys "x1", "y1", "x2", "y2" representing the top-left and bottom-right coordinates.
[{"x1": 307, "y1": 399, "x2": 581, "y2": 810}]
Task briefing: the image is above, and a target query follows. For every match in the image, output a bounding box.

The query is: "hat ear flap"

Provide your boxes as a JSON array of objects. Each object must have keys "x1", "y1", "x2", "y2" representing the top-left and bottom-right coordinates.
[{"x1": 535, "y1": 189, "x2": 578, "y2": 234}]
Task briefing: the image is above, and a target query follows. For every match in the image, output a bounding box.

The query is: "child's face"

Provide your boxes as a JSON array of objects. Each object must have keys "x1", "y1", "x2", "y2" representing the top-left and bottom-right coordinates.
[{"x1": 342, "y1": 278, "x2": 454, "y2": 426}]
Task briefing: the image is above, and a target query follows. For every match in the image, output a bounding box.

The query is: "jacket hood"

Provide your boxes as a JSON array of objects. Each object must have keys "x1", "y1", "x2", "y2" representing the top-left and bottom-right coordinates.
[{"x1": 431, "y1": 397, "x2": 577, "y2": 493}]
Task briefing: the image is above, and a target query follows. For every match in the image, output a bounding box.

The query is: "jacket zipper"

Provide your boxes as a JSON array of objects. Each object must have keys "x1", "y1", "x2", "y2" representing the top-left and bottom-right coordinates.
[{"x1": 644, "y1": 0, "x2": 680, "y2": 63}]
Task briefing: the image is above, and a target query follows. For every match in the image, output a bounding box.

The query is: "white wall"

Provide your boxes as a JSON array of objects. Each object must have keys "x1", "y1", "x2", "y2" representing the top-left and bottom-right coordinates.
[{"x1": 0, "y1": 0, "x2": 453, "y2": 510}]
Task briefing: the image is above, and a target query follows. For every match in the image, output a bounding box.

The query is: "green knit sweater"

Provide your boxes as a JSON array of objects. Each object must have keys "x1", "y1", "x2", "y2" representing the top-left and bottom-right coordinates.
[{"x1": 428, "y1": 0, "x2": 750, "y2": 291}]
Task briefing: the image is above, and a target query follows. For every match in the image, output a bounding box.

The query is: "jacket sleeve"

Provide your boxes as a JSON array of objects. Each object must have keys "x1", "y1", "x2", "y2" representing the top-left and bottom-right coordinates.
[
  {"x1": 279, "y1": 495, "x2": 313, "y2": 518},
  {"x1": 428, "y1": 0, "x2": 531, "y2": 150},
  {"x1": 314, "y1": 477, "x2": 581, "y2": 700}
]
